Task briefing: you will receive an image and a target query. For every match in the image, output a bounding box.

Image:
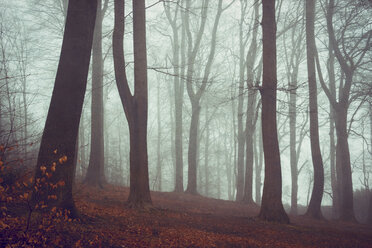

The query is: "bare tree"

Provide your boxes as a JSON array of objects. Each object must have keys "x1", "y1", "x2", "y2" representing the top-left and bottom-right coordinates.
[
  {"x1": 164, "y1": 0, "x2": 184, "y2": 193},
  {"x1": 258, "y1": 0, "x2": 289, "y2": 224},
  {"x1": 113, "y1": 0, "x2": 152, "y2": 208},
  {"x1": 85, "y1": 0, "x2": 109, "y2": 187},
  {"x1": 32, "y1": 0, "x2": 97, "y2": 216},
  {"x1": 183, "y1": 0, "x2": 231, "y2": 194},
  {"x1": 305, "y1": 0, "x2": 324, "y2": 219},
  {"x1": 316, "y1": 0, "x2": 371, "y2": 221}
]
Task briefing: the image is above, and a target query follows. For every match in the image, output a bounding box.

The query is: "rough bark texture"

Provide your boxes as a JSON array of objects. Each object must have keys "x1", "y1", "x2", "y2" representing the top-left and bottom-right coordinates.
[
  {"x1": 305, "y1": 0, "x2": 324, "y2": 219},
  {"x1": 113, "y1": 0, "x2": 152, "y2": 208},
  {"x1": 85, "y1": 0, "x2": 105, "y2": 187},
  {"x1": 32, "y1": 0, "x2": 97, "y2": 216},
  {"x1": 258, "y1": 0, "x2": 289, "y2": 224}
]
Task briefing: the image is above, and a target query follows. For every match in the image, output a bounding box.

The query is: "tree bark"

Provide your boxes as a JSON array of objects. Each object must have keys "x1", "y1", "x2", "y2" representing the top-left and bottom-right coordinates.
[
  {"x1": 85, "y1": 0, "x2": 105, "y2": 187},
  {"x1": 32, "y1": 0, "x2": 97, "y2": 217},
  {"x1": 258, "y1": 0, "x2": 289, "y2": 224},
  {"x1": 305, "y1": 0, "x2": 324, "y2": 219},
  {"x1": 368, "y1": 103, "x2": 372, "y2": 225},
  {"x1": 156, "y1": 80, "x2": 162, "y2": 191},
  {"x1": 327, "y1": 35, "x2": 338, "y2": 219},
  {"x1": 186, "y1": 101, "x2": 200, "y2": 194},
  {"x1": 184, "y1": 0, "x2": 225, "y2": 195},
  {"x1": 204, "y1": 104, "x2": 210, "y2": 196},
  {"x1": 113, "y1": 0, "x2": 152, "y2": 208},
  {"x1": 242, "y1": 0, "x2": 259, "y2": 204},
  {"x1": 255, "y1": 122, "x2": 263, "y2": 205},
  {"x1": 236, "y1": 0, "x2": 247, "y2": 202},
  {"x1": 164, "y1": 1, "x2": 184, "y2": 193}
]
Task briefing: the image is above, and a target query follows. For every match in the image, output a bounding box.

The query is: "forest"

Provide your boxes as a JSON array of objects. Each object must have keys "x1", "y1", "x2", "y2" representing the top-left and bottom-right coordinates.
[{"x1": 0, "y1": 0, "x2": 372, "y2": 247}]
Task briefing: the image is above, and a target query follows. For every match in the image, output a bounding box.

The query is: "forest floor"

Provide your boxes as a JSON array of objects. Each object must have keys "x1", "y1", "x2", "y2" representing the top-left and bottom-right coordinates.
[{"x1": 1, "y1": 183, "x2": 372, "y2": 247}]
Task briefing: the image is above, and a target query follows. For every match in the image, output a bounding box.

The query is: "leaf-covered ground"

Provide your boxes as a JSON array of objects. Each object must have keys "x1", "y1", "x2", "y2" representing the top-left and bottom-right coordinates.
[{"x1": 1, "y1": 184, "x2": 372, "y2": 247}]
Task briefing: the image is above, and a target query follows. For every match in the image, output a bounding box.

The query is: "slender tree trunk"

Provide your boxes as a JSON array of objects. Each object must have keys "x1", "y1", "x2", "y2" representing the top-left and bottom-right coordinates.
[
  {"x1": 368, "y1": 103, "x2": 372, "y2": 225},
  {"x1": 289, "y1": 82, "x2": 298, "y2": 215},
  {"x1": 32, "y1": 0, "x2": 97, "y2": 216},
  {"x1": 217, "y1": 134, "x2": 221, "y2": 199},
  {"x1": 236, "y1": 0, "x2": 246, "y2": 202},
  {"x1": 164, "y1": 2, "x2": 184, "y2": 192},
  {"x1": 204, "y1": 104, "x2": 210, "y2": 196},
  {"x1": 327, "y1": 36, "x2": 338, "y2": 219},
  {"x1": 225, "y1": 124, "x2": 233, "y2": 201},
  {"x1": 184, "y1": 0, "x2": 224, "y2": 195},
  {"x1": 156, "y1": 81, "x2": 162, "y2": 191},
  {"x1": 255, "y1": 123, "x2": 263, "y2": 205},
  {"x1": 305, "y1": 0, "x2": 324, "y2": 219},
  {"x1": 242, "y1": 0, "x2": 259, "y2": 204},
  {"x1": 113, "y1": 0, "x2": 152, "y2": 208},
  {"x1": 258, "y1": 0, "x2": 289, "y2": 224},
  {"x1": 85, "y1": 0, "x2": 105, "y2": 187}
]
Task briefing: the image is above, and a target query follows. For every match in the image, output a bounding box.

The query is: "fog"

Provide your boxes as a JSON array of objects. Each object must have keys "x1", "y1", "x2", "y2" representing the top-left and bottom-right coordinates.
[{"x1": 1, "y1": 0, "x2": 371, "y2": 224}]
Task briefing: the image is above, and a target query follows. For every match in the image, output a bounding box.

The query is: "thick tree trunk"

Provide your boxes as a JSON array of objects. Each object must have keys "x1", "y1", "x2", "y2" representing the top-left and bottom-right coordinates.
[
  {"x1": 258, "y1": 0, "x2": 289, "y2": 224},
  {"x1": 305, "y1": 0, "x2": 324, "y2": 219},
  {"x1": 32, "y1": 0, "x2": 97, "y2": 216},
  {"x1": 85, "y1": 0, "x2": 105, "y2": 187},
  {"x1": 325, "y1": 0, "x2": 357, "y2": 221},
  {"x1": 334, "y1": 102, "x2": 354, "y2": 221},
  {"x1": 186, "y1": 102, "x2": 200, "y2": 195},
  {"x1": 113, "y1": 0, "x2": 152, "y2": 208}
]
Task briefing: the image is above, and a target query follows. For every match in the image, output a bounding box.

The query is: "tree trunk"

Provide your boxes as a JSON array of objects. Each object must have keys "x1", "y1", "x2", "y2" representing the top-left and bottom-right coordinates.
[
  {"x1": 327, "y1": 36, "x2": 338, "y2": 219},
  {"x1": 85, "y1": 0, "x2": 105, "y2": 187},
  {"x1": 32, "y1": 0, "x2": 97, "y2": 216},
  {"x1": 164, "y1": 1, "x2": 184, "y2": 193},
  {"x1": 204, "y1": 104, "x2": 210, "y2": 196},
  {"x1": 258, "y1": 0, "x2": 289, "y2": 224},
  {"x1": 305, "y1": 0, "x2": 324, "y2": 219},
  {"x1": 156, "y1": 80, "x2": 162, "y2": 191},
  {"x1": 334, "y1": 101, "x2": 354, "y2": 221},
  {"x1": 236, "y1": 0, "x2": 246, "y2": 202},
  {"x1": 324, "y1": 0, "x2": 357, "y2": 221},
  {"x1": 186, "y1": 102, "x2": 200, "y2": 195},
  {"x1": 113, "y1": 0, "x2": 151, "y2": 208},
  {"x1": 242, "y1": 0, "x2": 259, "y2": 204},
  {"x1": 289, "y1": 81, "x2": 298, "y2": 215},
  {"x1": 255, "y1": 123, "x2": 263, "y2": 205},
  {"x1": 368, "y1": 103, "x2": 372, "y2": 225}
]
